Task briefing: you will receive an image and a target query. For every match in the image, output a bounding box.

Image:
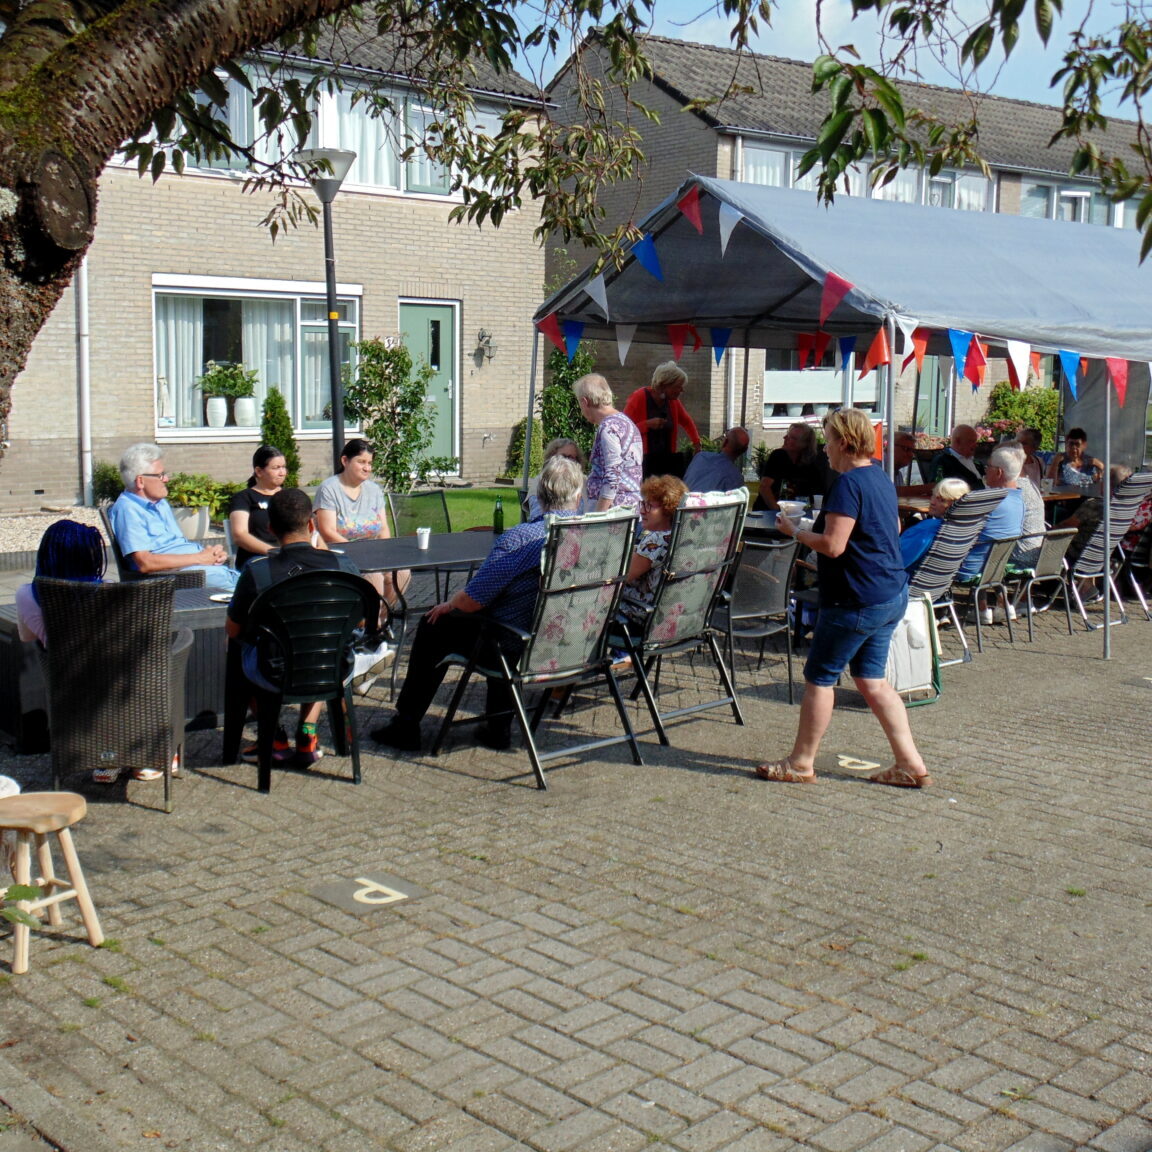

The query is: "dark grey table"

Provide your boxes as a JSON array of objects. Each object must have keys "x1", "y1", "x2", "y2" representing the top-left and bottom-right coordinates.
[{"x1": 338, "y1": 533, "x2": 495, "y2": 573}]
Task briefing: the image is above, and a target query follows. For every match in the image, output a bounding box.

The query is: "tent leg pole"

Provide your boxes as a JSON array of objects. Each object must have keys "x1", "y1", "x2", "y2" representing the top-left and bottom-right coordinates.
[
  {"x1": 1103, "y1": 360, "x2": 1112, "y2": 659},
  {"x1": 522, "y1": 332, "x2": 540, "y2": 497},
  {"x1": 884, "y1": 313, "x2": 897, "y2": 478},
  {"x1": 739, "y1": 328, "x2": 751, "y2": 429}
]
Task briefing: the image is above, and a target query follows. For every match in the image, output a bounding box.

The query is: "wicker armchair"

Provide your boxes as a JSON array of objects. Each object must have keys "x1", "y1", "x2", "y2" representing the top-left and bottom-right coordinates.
[{"x1": 36, "y1": 577, "x2": 192, "y2": 813}]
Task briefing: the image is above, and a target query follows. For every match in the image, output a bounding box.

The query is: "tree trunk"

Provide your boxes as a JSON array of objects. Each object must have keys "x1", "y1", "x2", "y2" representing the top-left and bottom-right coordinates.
[{"x1": 0, "y1": 0, "x2": 361, "y2": 450}]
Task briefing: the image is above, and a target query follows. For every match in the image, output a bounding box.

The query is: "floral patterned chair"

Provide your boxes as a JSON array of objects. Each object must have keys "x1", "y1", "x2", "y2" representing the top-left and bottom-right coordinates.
[
  {"x1": 430, "y1": 507, "x2": 641, "y2": 789},
  {"x1": 608, "y1": 489, "x2": 748, "y2": 745}
]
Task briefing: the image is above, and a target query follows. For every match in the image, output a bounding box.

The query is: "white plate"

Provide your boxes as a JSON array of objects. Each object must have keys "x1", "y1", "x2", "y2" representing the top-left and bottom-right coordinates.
[{"x1": 208, "y1": 593, "x2": 232, "y2": 603}]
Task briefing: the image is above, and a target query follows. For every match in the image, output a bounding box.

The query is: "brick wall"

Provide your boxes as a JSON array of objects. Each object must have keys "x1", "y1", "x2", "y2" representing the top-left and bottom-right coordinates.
[{"x1": 4, "y1": 165, "x2": 545, "y2": 512}]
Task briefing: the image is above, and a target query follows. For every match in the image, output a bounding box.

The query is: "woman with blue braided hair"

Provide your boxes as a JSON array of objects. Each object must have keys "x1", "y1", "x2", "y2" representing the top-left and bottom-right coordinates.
[{"x1": 16, "y1": 519, "x2": 106, "y2": 646}]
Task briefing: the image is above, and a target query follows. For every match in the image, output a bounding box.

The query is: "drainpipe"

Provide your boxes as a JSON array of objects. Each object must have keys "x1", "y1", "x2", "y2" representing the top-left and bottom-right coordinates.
[{"x1": 75, "y1": 257, "x2": 93, "y2": 505}]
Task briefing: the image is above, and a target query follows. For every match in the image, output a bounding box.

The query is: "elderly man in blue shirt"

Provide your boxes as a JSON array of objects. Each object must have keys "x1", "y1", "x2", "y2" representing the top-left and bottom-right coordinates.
[
  {"x1": 682, "y1": 427, "x2": 749, "y2": 493},
  {"x1": 371, "y1": 454, "x2": 584, "y2": 753},
  {"x1": 108, "y1": 443, "x2": 238, "y2": 592}
]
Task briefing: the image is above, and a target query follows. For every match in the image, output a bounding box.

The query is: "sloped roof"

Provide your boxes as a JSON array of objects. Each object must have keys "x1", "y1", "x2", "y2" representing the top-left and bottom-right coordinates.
[
  {"x1": 617, "y1": 33, "x2": 1137, "y2": 177},
  {"x1": 536, "y1": 175, "x2": 1152, "y2": 360}
]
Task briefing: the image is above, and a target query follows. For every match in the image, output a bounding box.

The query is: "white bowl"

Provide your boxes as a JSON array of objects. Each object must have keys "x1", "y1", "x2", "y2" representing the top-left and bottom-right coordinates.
[{"x1": 778, "y1": 500, "x2": 806, "y2": 518}]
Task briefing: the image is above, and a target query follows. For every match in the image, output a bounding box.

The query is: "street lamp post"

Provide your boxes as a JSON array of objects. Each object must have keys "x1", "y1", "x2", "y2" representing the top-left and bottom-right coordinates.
[{"x1": 299, "y1": 148, "x2": 357, "y2": 474}]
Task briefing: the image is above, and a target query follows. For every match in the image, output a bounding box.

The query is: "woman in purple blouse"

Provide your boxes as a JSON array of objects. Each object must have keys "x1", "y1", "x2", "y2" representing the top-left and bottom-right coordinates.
[{"x1": 575, "y1": 373, "x2": 643, "y2": 511}]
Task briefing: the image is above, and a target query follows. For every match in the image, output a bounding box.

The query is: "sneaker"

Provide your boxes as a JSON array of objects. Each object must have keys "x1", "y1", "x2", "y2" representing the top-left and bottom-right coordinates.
[
  {"x1": 370, "y1": 715, "x2": 422, "y2": 752},
  {"x1": 294, "y1": 732, "x2": 324, "y2": 767},
  {"x1": 132, "y1": 767, "x2": 163, "y2": 782},
  {"x1": 979, "y1": 607, "x2": 994, "y2": 626},
  {"x1": 353, "y1": 642, "x2": 395, "y2": 695},
  {"x1": 1004, "y1": 602, "x2": 1017, "y2": 622},
  {"x1": 92, "y1": 766, "x2": 120, "y2": 785},
  {"x1": 241, "y1": 727, "x2": 293, "y2": 764}
]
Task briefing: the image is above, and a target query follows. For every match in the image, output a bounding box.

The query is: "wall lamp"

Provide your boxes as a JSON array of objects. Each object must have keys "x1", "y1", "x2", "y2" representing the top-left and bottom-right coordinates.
[{"x1": 476, "y1": 329, "x2": 496, "y2": 361}]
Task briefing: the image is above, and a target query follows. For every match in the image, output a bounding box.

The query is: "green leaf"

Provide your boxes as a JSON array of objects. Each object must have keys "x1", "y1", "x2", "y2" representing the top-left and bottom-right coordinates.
[
  {"x1": 813, "y1": 54, "x2": 842, "y2": 85},
  {"x1": 1035, "y1": 0, "x2": 1055, "y2": 44},
  {"x1": 862, "y1": 108, "x2": 888, "y2": 154},
  {"x1": 4, "y1": 884, "x2": 40, "y2": 902},
  {"x1": 197, "y1": 70, "x2": 230, "y2": 109},
  {"x1": 817, "y1": 109, "x2": 854, "y2": 158},
  {"x1": 150, "y1": 151, "x2": 167, "y2": 182}
]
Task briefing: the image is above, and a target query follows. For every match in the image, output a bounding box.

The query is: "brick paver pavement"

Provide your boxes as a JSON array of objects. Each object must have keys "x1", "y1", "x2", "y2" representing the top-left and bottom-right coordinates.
[{"x1": 2, "y1": 606, "x2": 1151, "y2": 1151}]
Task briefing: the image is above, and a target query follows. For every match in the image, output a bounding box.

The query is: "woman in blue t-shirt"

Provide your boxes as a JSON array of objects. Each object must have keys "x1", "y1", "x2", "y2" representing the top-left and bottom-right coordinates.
[{"x1": 755, "y1": 408, "x2": 932, "y2": 789}]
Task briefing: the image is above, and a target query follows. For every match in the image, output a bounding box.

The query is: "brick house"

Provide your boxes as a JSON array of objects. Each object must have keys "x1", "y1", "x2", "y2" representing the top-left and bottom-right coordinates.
[
  {"x1": 4, "y1": 36, "x2": 545, "y2": 513},
  {"x1": 547, "y1": 33, "x2": 1142, "y2": 447}
]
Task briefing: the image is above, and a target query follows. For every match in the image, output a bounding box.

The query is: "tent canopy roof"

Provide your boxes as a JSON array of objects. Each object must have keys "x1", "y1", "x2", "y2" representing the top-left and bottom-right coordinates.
[{"x1": 536, "y1": 176, "x2": 1152, "y2": 361}]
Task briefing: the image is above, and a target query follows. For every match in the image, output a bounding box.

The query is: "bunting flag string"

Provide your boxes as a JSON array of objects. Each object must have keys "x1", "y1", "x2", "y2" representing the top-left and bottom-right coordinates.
[
  {"x1": 820, "y1": 273, "x2": 853, "y2": 328},
  {"x1": 1005, "y1": 340, "x2": 1031, "y2": 391},
  {"x1": 535, "y1": 313, "x2": 565, "y2": 354},
  {"x1": 796, "y1": 332, "x2": 815, "y2": 370},
  {"x1": 710, "y1": 328, "x2": 732, "y2": 364},
  {"x1": 1058, "y1": 349, "x2": 1081, "y2": 400},
  {"x1": 718, "y1": 203, "x2": 743, "y2": 255},
  {"x1": 948, "y1": 328, "x2": 973, "y2": 384},
  {"x1": 562, "y1": 320, "x2": 584, "y2": 363},
  {"x1": 615, "y1": 324, "x2": 636, "y2": 366},
  {"x1": 838, "y1": 335, "x2": 856, "y2": 372},
  {"x1": 1106, "y1": 357, "x2": 1129, "y2": 407},
  {"x1": 631, "y1": 233, "x2": 663, "y2": 280},
  {"x1": 582, "y1": 273, "x2": 609, "y2": 320},
  {"x1": 813, "y1": 331, "x2": 831, "y2": 366},
  {"x1": 859, "y1": 328, "x2": 890, "y2": 379},
  {"x1": 677, "y1": 186, "x2": 704, "y2": 234}
]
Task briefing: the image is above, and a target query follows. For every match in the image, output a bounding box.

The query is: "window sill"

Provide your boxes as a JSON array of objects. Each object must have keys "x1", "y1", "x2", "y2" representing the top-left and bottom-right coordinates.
[{"x1": 155, "y1": 427, "x2": 349, "y2": 443}]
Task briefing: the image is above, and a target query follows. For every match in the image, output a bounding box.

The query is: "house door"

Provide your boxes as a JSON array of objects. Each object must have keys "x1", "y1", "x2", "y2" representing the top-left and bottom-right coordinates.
[{"x1": 399, "y1": 302, "x2": 456, "y2": 461}]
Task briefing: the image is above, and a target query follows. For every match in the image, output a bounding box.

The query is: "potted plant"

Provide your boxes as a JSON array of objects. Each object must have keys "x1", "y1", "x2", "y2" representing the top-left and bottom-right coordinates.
[{"x1": 197, "y1": 361, "x2": 258, "y2": 428}]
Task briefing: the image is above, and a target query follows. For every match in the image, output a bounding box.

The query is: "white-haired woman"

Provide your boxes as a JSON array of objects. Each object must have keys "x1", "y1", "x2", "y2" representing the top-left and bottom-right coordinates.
[
  {"x1": 622, "y1": 361, "x2": 701, "y2": 478},
  {"x1": 898, "y1": 477, "x2": 970, "y2": 573},
  {"x1": 525, "y1": 438, "x2": 586, "y2": 520},
  {"x1": 576, "y1": 373, "x2": 642, "y2": 511}
]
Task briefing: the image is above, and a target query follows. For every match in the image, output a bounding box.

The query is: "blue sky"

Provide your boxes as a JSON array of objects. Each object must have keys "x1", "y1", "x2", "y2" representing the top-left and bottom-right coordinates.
[{"x1": 546, "y1": 0, "x2": 1128, "y2": 116}]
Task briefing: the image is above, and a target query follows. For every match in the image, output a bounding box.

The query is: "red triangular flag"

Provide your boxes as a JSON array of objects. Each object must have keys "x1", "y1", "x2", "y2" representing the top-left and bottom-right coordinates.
[
  {"x1": 901, "y1": 327, "x2": 930, "y2": 373},
  {"x1": 687, "y1": 324, "x2": 703, "y2": 352},
  {"x1": 668, "y1": 323, "x2": 689, "y2": 360},
  {"x1": 796, "y1": 333, "x2": 815, "y2": 370},
  {"x1": 535, "y1": 313, "x2": 565, "y2": 354},
  {"x1": 965, "y1": 339, "x2": 988, "y2": 387},
  {"x1": 859, "y1": 327, "x2": 890, "y2": 378},
  {"x1": 677, "y1": 187, "x2": 703, "y2": 234},
  {"x1": 1007, "y1": 358, "x2": 1022, "y2": 390},
  {"x1": 1106, "y1": 357, "x2": 1129, "y2": 407},
  {"x1": 812, "y1": 331, "x2": 831, "y2": 366},
  {"x1": 820, "y1": 272, "x2": 853, "y2": 328},
  {"x1": 1030, "y1": 350, "x2": 1042, "y2": 377}
]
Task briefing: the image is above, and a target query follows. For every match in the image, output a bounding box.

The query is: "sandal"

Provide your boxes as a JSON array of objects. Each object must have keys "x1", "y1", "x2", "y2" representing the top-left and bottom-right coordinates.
[
  {"x1": 754, "y1": 757, "x2": 815, "y2": 783},
  {"x1": 869, "y1": 764, "x2": 933, "y2": 788},
  {"x1": 132, "y1": 767, "x2": 163, "y2": 783}
]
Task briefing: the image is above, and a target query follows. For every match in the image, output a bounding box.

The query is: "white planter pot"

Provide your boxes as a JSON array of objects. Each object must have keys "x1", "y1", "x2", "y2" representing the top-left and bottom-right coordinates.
[
  {"x1": 233, "y1": 397, "x2": 257, "y2": 426},
  {"x1": 173, "y1": 505, "x2": 210, "y2": 541},
  {"x1": 205, "y1": 396, "x2": 228, "y2": 428}
]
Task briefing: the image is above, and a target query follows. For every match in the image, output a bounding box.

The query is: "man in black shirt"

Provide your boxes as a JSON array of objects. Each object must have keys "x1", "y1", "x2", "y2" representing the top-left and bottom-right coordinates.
[{"x1": 227, "y1": 488, "x2": 362, "y2": 765}]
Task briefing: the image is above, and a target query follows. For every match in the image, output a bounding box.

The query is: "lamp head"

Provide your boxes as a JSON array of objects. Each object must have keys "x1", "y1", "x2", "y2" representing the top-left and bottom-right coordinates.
[{"x1": 298, "y1": 148, "x2": 357, "y2": 203}]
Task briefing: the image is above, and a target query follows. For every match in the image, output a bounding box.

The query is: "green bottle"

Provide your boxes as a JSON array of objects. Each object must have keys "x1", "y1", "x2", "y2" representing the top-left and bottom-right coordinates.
[{"x1": 492, "y1": 494, "x2": 504, "y2": 537}]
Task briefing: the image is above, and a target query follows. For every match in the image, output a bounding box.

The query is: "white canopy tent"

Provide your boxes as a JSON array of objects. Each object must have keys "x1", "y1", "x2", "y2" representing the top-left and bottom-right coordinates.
[{"x1": 531, "y1": 176, "x2": 1152, "y2": 655}]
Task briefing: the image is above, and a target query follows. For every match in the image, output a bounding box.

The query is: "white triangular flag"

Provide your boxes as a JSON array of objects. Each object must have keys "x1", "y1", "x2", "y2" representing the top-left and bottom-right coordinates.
[
  {"x1": 895, "y1": 314, "x2": 920, "y2": 366},
  {"x1": 718, "y1": 203, "x2": 743, "y2": 256},
  {"x1": 1005, "y1": 339, "x2": 1030, "y2": 389},
  {"x1": 616, "y1": 324, "x2": 636, "y2": 365},
  {"x1": 583, "y1": 273, "x2": 609, "y2": 320}
]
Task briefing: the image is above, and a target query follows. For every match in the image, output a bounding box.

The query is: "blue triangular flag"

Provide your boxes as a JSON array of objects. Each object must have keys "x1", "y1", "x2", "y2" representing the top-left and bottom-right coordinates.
[
  {"x1": 948, "y1": 328, "x2": 973, "y2": 384},
  {"x1": 711, "y1": 328, "x2": 732, "y2": 365},
  {"x1": 563, "y1": 320, "x2": 585, "y2": 363},
  {"x1": 1058, "y1": 349, "x2": 1080, "y2": 399},
  {"x1": 631, "y1": 233, "x2": 663, "y2": 281},
  {"x1": 838, "y1": 336, "x2": 855, "y2": 372}
]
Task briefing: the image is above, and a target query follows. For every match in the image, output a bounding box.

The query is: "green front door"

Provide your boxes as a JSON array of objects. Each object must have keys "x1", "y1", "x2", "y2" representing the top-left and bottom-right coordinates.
[{"x1": 399, "y1": 302, "x2": 456, "y2": 462}]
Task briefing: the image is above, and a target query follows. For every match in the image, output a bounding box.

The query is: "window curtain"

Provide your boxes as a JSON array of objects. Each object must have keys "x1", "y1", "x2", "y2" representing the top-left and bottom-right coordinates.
[
  {"x1": 954, "y1": 174, "x2": 989, "y2": 212},
  {"x1": 337, "y1": 89, "x2": 400, "y2": 188},
  {"x1": 743, "y1": 146, "x2": 788, "y2": 187},
  {"x1": 155, "y1": 295, "x2": 205, "y2": 428},
  {"x1": 405, "y1": 104, "x2": 449, "y2": 192},
  {"x1": 242, "y1": 299, "x2": 294, "y2": 421},
  {"x1": 872, "y1": 168, "x2": 919, "y2": 204}
]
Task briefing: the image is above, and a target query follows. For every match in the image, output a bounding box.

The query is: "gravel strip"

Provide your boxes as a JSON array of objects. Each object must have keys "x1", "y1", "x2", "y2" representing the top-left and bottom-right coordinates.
[{"x1": 0, "y1": 506, "x2": 106, "y2": 553}]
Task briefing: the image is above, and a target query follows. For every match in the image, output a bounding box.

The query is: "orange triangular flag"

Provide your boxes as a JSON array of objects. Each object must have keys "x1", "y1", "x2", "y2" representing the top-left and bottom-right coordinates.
[
  {"x1": 873, "y1": 422, "x2": 884, "y2": 461},
  {"x1": 820, "y1": 272, "x2": 853, "y2": 328},
  {"x1": 901, "y1": 327, "x2": 930, "y2": 373},
  {"x1": 1030, "y1": 350, "x2": 1042, "y2": 377},
  {"x1": 859, "y1": 328, "x2": 890, "y2": 378},
  {"x1": 965, "y1": 339, "x2": 988, "y2": 386}
]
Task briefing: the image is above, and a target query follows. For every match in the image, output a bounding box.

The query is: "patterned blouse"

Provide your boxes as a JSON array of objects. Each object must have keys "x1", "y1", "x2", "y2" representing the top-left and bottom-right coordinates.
[
  {"x1": 586, "y1": 412, "x2": 642, "y2": 509},
  {"x1": 618, "y1": 528, "x2": 671, "y2": 624}
]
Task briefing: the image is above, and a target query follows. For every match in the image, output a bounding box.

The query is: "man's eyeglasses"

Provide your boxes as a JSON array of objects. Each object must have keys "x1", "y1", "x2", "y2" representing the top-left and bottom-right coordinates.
[{"x1": 141, "y1": 472, "x2": 170, "y2": 480}]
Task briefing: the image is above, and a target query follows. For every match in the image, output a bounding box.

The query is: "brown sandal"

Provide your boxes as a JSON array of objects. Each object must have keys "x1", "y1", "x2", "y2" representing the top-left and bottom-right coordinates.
[
  {"x1": 869, "y1": 764, "x2": 933, "y2": 788},
  {"x1": 754, "y1": 758, "x2": 815, "y2": 783}
]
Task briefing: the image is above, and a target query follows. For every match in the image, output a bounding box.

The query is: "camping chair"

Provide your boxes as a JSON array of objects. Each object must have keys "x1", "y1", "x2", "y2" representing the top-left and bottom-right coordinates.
[
  {"x1": 710, "y1": 538, "x2": 800, "y2": 703},
  {"x1": 609, "y1": 489, "x2": 747, "y2": 745},
  {"x1": 1119, "y1": 520, "x2": 1152, "y2": 621},
  {"x1": 430, "y1": 508, "x2": 641, "y2": 790},
  {"x1": 1057, "y1": 471, "x2": 1152, "y2": 631},
  {"x1": 36, "y1": 577, "x2": 192, "y2": 814},
  {"x1": 224, "y1": 570, "x2": 381, "y2": 792},
  {"x1": 951, "y1": 535, "x2": 1021, "y2": 653},
  {"x1": 1006, "y1": 527, "x2": 1076, "y2": 640},
  {"x1": 907, "y1": 488, "x2": 1006, "y2": 666},
  {"x1": 99, "y1": 507, "x2": 205, "y2": 589}
]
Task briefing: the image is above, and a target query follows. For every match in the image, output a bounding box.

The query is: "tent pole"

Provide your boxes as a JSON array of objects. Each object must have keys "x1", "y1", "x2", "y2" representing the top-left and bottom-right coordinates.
[
  {"x1": 522, "y1": 331, "x2": 540, "y2": 497},
  {"x1": 884, "y1": 313, "x2": 897, "y2": 477},
  {"x1": 945, "y1": 361, "x2": 956, "y2": 433},
  {"x1": 841, "y1": 344, "x2": 852, "y2": 410},
  {"x1": 1103, "y1": 360, "x2": 1112, "y2": 658},
  {"x1": 739, "y1": 328, "x2": 751, "y2": 429}
]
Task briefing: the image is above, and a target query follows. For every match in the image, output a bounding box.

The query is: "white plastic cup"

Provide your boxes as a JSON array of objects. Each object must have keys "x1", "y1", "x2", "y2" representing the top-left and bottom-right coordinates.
[
  {"x1": 812, "y1": 495, "x2": 824, "y2": 511},
  {"x1": 416, "y1": 526, "x2": 431, "y2": 549},
  {"x1": 1040, "y1": 479, "x2": 1054, "y2": 495}
]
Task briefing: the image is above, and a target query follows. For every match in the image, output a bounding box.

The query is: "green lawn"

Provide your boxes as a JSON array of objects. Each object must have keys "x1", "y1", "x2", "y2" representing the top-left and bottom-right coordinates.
[{"x1": 443, "y1": 487, "x2": 523, "y2": 530}]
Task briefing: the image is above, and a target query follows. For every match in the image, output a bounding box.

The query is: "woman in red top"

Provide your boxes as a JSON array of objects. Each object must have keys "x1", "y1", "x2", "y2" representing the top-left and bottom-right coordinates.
[{"x1": 622, "y1": 362, "x2": 701, "y2": 478}]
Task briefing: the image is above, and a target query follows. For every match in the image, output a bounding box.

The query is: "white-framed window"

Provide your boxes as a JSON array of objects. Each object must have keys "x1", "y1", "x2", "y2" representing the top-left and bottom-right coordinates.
[
  {"x1": 152, "y1": 275, "x2": 361, "y2": 437},
  {"x1": 1020, "y1": 178, "x2": 1116, "y2": 225}
]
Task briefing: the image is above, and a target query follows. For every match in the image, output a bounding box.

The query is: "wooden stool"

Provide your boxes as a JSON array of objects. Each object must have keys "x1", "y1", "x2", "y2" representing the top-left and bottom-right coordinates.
[{"x1": 0, "y1": 793, "x2": 103, "y2": 974}]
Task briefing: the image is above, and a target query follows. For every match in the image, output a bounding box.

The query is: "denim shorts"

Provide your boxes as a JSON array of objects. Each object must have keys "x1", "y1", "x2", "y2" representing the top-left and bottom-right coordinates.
[{"x1": 803, "y1": 590, "x2": 908, "y2": 686}]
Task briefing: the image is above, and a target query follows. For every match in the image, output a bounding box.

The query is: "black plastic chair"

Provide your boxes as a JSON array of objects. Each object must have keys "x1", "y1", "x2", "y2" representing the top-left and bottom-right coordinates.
[
  {"x1": 36, "y1": 577, "x2": 191, "y2": 814},
  {"x1": 224, "y1": 570, "x2": 381, "y2": 792},
  {"x1": 430, "y1": 509, "x2": 641, "y2": 790},
  {"x1": 710, "y1": 538, "x2": 799, "y2": 702},
  {"x1": 99, "y1": 507, "x2": 205, "y2": 589}
]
